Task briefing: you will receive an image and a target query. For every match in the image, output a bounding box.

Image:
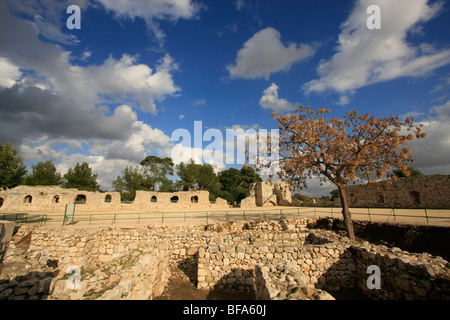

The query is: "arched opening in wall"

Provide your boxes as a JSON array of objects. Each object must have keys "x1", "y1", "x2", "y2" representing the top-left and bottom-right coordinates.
[
  {"x1": 0, "y1": 197, "x2": 4, "y2": 208},
  {"x1": 105, "y1": 194, "x2": 112, "y2": 203},
  {"x1": 191, "y1": 195, "x2": 198, "y2": 203},
  {"x1": 376, "y1": 193, "x2": 384, "y2": 204},
  {"x1": 53, "y1": 195, "x2": 60, "y2": 203},
  {"x1": 24, "y1": 195, "x2": 32, "y2": 204},
  {"x1": 151, "y1": 195, "x2": 157, "y2": 203},
  {"x1": 409, "y1": 191, "x2": 421, "y2": 205},
  {"x1": 170, "y1": 196, "x2": 179, "y2": 203},
  {"x1": 74, "y1": 194, "x2": 87, "y2": 204}
]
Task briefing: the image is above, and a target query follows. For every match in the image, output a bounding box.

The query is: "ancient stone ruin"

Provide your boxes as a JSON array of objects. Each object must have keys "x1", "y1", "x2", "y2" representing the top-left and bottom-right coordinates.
[
  {"x1": 0, "y1": 182, "x2": 292, "y2": 213},
  {"x1": 345, "y1": 174, "x2": 450, "y2": 209},
  {"x1": 1, "y1": 218, "x2": 449, "y2": 300}
]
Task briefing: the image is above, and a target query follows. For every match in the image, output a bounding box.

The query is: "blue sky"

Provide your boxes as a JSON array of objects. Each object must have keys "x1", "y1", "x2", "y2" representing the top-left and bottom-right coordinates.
[{"x1": 1, "y1": 0, "x2": 450, "y2": 196}]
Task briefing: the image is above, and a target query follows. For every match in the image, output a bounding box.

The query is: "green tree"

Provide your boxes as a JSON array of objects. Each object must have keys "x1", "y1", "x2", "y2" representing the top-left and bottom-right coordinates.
[
  {"x1": 175, "y1": 159, "x2": 200, "y2": 191},
  {"x1": 0, "y1": 141, "x2": 27, "y2": 189},
  {"x1": 330, "y1": 189, "x2": 340, "y2": 201},
  {"x1": 112, "y1": 166, "x2": 149, "y2": 201},
  {"x1": 63, "y1": 162, "x2": 99, "y2": 191},
  {"x1": 175, "y1": 160, "x2": 221, "y2": 200},
  {"x1": 159, "y1": 177, "x2": 174, "y2": 192},
  {"x1": 24, "y1": 160, "x2": 62, "y2": 186},
  {"x1": 140, "y1": 155, "x2": 174, "y2": 191},
  {"x1": 217, "y1": 166, "x2": 262, "y2": 204},
  {"x1": 392, "y1": 166, "x2": 423, "y2": 178}
]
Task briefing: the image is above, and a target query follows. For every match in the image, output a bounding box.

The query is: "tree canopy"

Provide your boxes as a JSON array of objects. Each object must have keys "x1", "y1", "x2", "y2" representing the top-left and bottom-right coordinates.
[
  {"x1": 63, "y1": 162, "x2": 99, "y2": 191},
  {"x1": 0, "y1": 141, "x2": 27, "y2": 189},
  {"x1": 112, "y1": 165, "x2": 151, "y2": 201},
  {"x1": 24, "y1": 160, "x2": 62, "y2": 186},
  {"x1": 392, "y1": 166, "x2": 423, "y2": 178},
  {"x1": 175, "y1": 160, "x2": 220, "y2": 199},
  {"x1": 270, "y1": 105, "x2": 426, "y2": 240},
  {"x1": 140, "y1": 155, "x2": 174, "y2": 191},
  {"x1": 217, "y1": 166, "x2": 262, "y2": 204}
]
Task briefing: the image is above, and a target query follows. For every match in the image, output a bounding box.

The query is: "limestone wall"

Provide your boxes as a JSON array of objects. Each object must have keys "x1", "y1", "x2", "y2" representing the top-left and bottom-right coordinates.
[
  {"x1": 2, "y1": 218, "x2": 449, "y2": 300},
  {"x1": 245, "y1": 181, "x2": 292, "y2": 207},
  {"x1": 345, "y1": 174, "x2": 450, "y2": 209},
  {"x1": 0, "y1": 186, "x2": 229, "y2": 213},
  {"x1": 195, "y1": 220, "x2": 450, "y2": 300}
]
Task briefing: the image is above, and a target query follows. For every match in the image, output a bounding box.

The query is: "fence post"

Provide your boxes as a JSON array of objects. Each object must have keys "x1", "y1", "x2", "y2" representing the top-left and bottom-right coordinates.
[
  {"x1": 368, "y1": 207, "x2": 371, "y2": 222},
  {"x1": 89, "y1": 214, "x2": 92, "y2": 225},
  {"x1": 392, "y1": 208, "x2": 396, "y2": 222},
  {"x1": 161, "y1": 212, "x2": 164, "y2": 224},
  {"x1": 313, "y1": 206, "x2": 316, "y2": 217},
  {"x1": 243, "y1": 210, "x2": 246, "y2": 221},
  {"x1": 225, "y1": 211, "x2": 228, "y2": 222},
  {"x1": 424, "y1": 208, "x2": 429, "y2": 224},
  {"x1": 330, "y1": 206, "x2": 333, "y2": 218},
  {"x1": 206, "y1": 211, "x2": 208, "y2": 224}
]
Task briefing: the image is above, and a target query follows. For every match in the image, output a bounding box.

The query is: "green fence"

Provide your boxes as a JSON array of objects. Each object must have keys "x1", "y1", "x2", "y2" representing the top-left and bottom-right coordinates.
[{"x1": 2, "y1": 206, "x2": 450, "y2": 226}]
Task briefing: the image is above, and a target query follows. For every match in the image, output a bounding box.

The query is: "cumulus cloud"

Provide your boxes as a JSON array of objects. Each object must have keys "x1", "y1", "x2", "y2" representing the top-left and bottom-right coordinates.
[
  {"x1": 408, "y1": 100, "x2": 450, "y2": 173},
  {"x1": 0, "y1": 57, "x2": 22, "y2": 88},
  {"x1": 227, "y1": 27, "x2": 317, "y2": 80},
  {"x1": 4, "y1": 0, "x2": 90, "y2": 44},
  {"x1": 259, "y1": 83, "x2": 296, "y2": 112},
  {"x1": 0, "y1": 1, "x2": 179, "y2": 189},
  {"x1": 303, "y1": 0, "x2": 450, "y2": 102},
  {"x1": 97, "y1": 0, "x2": 203, "y2": 43}
]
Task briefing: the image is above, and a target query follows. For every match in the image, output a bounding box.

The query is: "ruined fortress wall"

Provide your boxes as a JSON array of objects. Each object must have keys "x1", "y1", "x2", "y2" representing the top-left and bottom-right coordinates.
[
  {"x1": 246, "y1": 182, "x2": 292, "y2": 207},
  {"x1": 2, "y1": 219, "x2": 449, "y2": 300},
  {"x1": 345, "y1": 174, "x2": 450, "y2": 209},
  {"x1": 0, "y1": 186, "x2": 229, "y2": 212}
]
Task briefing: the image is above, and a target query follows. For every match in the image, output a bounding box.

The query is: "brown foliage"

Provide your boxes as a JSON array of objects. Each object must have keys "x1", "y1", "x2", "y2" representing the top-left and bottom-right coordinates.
[{"x1": 269, "y1": 105, "x2": 426, "y2": 190}]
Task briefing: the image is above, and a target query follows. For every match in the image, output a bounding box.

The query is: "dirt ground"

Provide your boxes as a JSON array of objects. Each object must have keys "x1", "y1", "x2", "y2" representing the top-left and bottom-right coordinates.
[
  {"x1": 4, "y1": 206, "x2": 450, "y2": 228},
  {"x1": 155, "y1": 258, "x2": 255, "y2": 300}
]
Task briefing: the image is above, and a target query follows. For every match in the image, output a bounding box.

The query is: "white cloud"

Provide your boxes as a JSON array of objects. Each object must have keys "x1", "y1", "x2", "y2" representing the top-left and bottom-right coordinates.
[
  {"x1": 81, "y1": 48, "x2": 92, "y2": 61},
  {"x1": 0, "y1": 2, "x2": 180, "y2": 189},
  {"x1": 191, "y1": 98, "x2": 206, "y2": 106},
  {"x1": 259, "y1": 83, "x2": 296, "y2": 112},
  {"x1": 406, "y1": 100, "x2": 450, "y2": 173},
  {"x1": 227, "y1": 27, "x2": 317, "y2": 80},
  {"x1": 303, "y1": 0, "x2": 450, "y2": 101},
  {"x1": 0, "y1": 57, "x2": 22, "y2": 88},
  {"x1": 87, "y1": 54, "x2": 181, "y2": 113},
  {"x1": 179, "y1": 114, "x2": 185, "y2": 120},
  {"x1": 170, "y1": 144, "x2": 225, "y2": 174},
  {"x1": 97, "y1": 0, "x2": 203, "y2": 43}
]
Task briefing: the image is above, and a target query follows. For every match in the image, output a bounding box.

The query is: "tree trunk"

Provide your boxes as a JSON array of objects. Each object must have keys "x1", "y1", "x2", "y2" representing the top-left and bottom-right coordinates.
[{"x1": 337, "y1": 184, "x2": 356, "y2": 240}]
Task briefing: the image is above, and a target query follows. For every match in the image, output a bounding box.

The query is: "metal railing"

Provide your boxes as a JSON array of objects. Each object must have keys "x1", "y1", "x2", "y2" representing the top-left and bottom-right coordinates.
[{"x1": 2, "y1": 206, "x2": 449, "y2": 226}]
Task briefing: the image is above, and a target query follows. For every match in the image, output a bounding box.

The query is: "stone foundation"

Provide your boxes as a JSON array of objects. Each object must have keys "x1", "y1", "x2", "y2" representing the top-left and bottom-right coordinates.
[{"x1": 1, "y1": 218, "x2": 449, "y2": 300}]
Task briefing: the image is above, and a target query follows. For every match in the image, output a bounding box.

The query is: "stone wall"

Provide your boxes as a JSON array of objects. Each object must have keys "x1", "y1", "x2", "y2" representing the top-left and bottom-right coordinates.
[
  {"x1": 1, "y1": 225, "x2": 174, "y2": 300},
  {"x1": 195, "y1": 220, "x2": 450, "y2": 300},
  {"x1": 0, "y1": 186, "x2": 229, "y2": 213},
  {"x1": 1, "y1": 218, "x2": 449, "y2": 300},
  {"x1": 242, "y1": 181, "x2": 292, "y2": 208},
  {"x1": 345, "y1": 174, "x2": 450, "y2": 209}
]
